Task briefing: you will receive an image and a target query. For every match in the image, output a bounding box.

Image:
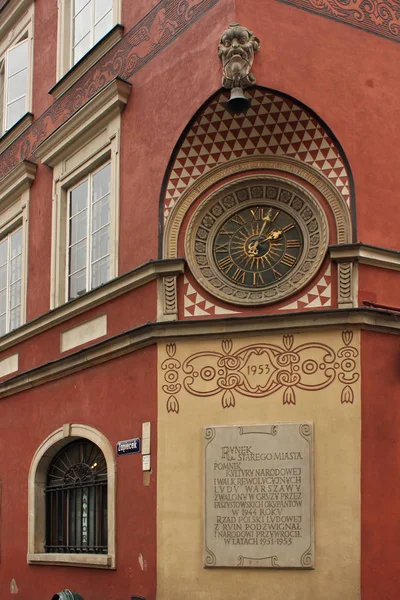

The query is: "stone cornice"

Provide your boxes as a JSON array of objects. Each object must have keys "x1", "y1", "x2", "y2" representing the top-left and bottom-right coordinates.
[
  {"x1": 0, "y1": 0, "x2": 32, "y2": 38},
  {"x1": 34, "y1": 78, "x2": 132, "y2": 166},
  {"x1": 0, "y1": 308, "x2": 398, "y2": 399},
  {"x1": 330, "y1": 243, "x2": 400, "y2": 271},
  {"x1": 0, "y1": 160, "x2": 37, "y2": 207},
  {"x1": 49, "y1": 25, "x2": 125, "y2": 100},
  {"x1": 0, "y1": 258, "x2": 185, "y2": 353}
]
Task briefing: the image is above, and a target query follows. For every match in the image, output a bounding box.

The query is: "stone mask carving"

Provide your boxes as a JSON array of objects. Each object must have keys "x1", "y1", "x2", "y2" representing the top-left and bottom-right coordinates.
[{"x1": 218, "y1": 23, "x2": 260, "y2": 90}]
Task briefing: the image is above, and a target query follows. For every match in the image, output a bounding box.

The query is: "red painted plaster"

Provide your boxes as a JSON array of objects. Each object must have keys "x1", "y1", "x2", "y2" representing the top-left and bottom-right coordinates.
[
  {"x1": 361, "y1": 331, "x2": 400, "y2": 600},
  {"x1": 0, "y1": 346, "x2": 157, "y2": 600}
]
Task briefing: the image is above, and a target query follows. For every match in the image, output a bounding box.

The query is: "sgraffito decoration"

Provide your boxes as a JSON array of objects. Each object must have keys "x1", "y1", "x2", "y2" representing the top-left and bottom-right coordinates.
[
  {"x1": 162, "y1": 331, "x2": 359, "y2": 413},
  {"x1": 0, "y1": 0, "x2": 218, "y2": 182},
  {"x1": 277, "y1": 0, "x2": 400, "y2": 44}
]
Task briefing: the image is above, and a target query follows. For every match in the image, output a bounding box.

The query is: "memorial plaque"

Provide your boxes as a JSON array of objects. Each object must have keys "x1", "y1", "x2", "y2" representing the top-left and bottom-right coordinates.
[{"x1": 204, "y1": 423, "x2": 314, "y2": 568}]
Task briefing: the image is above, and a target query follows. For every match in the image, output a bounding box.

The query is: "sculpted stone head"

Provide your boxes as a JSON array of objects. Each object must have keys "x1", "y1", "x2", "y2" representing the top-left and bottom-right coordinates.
[{"x1": 218, "y1": 23, "x2": 260, "y2": 89}]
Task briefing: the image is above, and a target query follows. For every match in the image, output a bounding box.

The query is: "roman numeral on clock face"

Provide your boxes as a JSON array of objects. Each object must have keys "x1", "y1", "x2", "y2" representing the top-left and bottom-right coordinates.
[
  {"x1": 286, "y1": 240, "x2": 301, "y2": 248},
  {"x1": 215, "y1": 241, "x2": 229, "y2": 253},
  {"x1": 218, "y1": 256, "x2": 234, "y2": 272},
  {"x1": 232, "y1": 267, "x2": 246, "y2": 283},
  {"x1": 280, "y1": 253, "x2": 296, "y2": 267}
]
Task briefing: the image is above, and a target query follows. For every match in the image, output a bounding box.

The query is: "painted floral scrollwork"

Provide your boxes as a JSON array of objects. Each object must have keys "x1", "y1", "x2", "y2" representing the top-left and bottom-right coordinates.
[
  {"x1": 163, "y1": 331, "x2": 359, "y2": 412},
  {"x1": 287, "y1": 0, "x2": 400, "y2": 43},
  {"x1": 161, "y1": 343, "x2": 181, "y2": 413}
]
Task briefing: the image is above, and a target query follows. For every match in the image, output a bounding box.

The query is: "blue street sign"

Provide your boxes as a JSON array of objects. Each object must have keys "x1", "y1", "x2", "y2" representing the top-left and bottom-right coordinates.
[{"x1": 116, "y1": 437, "x2": 141, "y2": 456}]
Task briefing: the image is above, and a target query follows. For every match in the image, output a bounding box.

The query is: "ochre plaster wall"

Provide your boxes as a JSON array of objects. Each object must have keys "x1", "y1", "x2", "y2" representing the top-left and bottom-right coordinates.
[{"x1": 157, "y1": 329, "x2": 361, "y2": 600}]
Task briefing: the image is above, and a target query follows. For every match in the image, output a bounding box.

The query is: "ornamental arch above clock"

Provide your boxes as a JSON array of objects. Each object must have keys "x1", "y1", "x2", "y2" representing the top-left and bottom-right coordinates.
[{"x1": 185, "y1": 177, "x2": 329, "y2": 306}]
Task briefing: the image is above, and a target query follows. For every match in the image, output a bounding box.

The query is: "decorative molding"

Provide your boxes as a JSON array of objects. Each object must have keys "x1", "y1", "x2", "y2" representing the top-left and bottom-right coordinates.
[
  {"x1": 50, "y1": 25, "x2": 125, "y2": 100},
  {"x1": 158, "y1": 275, "x2": 179, "y2": 321},
  {"x1": 0, "y1": 160, "x2": 37, "y2": 208},
  {"x1": 0, "y1": 0, "x2": 32, "y2": 38},
  {"x1": 277, "y1": 0, "x2": 400, "y2": 45},
  {"x1": 164, "y1": 156, "x2": 352, "y2": 258},
  {"x1": 0, "y1": 308, "x2": 398, "y2": 399},
  {"x1": 162, "y1": 331, "x2": 359, "y2": 412},
  {"x1": 34, "y1": 78, "x2": 132, "y2": 166},
  {"x1": 184, "y1": 176, "x2": 329, "y2": 306},
  {"x1": 330, "y1": 243, "x2": 400, "y2": 271},
  {"x1": 0, "y1": 0, "x2": 219, "y2": 182},
  {"x1": 0, "y1": 114, "x2": 33, "y2": 154},
  {"x1": 337, "y1": 262, "x2": 355, "y2": 308},
  {"x1": 0, "y1": 258, "x2": 185, "y2": 354}
]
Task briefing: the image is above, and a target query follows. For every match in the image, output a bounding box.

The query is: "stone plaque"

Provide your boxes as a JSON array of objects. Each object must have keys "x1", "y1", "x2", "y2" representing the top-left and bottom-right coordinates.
[{"x1": 204, "y1": 423, "x2": 314, "y2": 568}]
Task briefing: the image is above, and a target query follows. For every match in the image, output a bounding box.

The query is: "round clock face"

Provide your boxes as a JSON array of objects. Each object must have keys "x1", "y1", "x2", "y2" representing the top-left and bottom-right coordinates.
[
  {"x1": 212, "y1": 205, "x2": 303, "y2": 289},
  {"x1": 185, "y1": 179, "x2": 328, "y2": 306}
]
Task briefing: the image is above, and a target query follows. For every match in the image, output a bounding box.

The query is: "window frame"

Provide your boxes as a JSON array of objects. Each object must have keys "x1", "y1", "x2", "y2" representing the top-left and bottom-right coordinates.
[
  {"x1": 0, "y1": 3, "x2": 33, "y2": 136},
  {"x1": 66, "y1": 161, "x2": 112, "y2": 301},
  {"x1": 57, "y1": 0, "x2": 121, "y2": 80},
  {"x1": 50, "y1": 113, "x2": 121, "y2": 308},
  {"x1": 0, "y1": 186, "x2": 29, "y2": 336},
  {"x1": 28, "y1": 424, "x2": 116, "y2": 569}
]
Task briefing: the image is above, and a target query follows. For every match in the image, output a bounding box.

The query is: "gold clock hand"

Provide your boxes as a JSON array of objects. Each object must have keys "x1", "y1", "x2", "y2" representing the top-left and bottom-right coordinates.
[
  {"x1": 247, "y1": 210, "x2": 273, "y2": 256},
  {"x1": 265, "y1": 229, "x2": 282, "y2": 241}
]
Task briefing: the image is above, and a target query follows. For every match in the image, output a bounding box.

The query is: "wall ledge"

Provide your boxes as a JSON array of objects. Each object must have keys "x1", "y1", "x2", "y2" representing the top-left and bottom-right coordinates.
[
  {"x1": 1, "y1": 307, "x2": 398, "y2": 399},
  {"x1": 330, "y1": 243, "x2": 400, "y2": 271}
]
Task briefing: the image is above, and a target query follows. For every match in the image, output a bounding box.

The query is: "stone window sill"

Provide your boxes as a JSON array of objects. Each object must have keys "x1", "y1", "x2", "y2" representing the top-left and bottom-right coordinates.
[{"x1": 27, "y1": 552, "x2": 114, "y2": 569}]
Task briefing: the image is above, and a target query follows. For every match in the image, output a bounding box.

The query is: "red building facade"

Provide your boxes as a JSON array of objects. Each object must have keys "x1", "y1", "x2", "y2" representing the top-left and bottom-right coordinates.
[{"x1": 0, "y1": 0, "x2": 399, "y2": 599}]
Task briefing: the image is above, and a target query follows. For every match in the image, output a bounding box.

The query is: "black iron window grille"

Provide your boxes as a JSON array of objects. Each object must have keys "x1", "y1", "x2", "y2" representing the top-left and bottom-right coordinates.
[{"x1": 45, "y1": 439, "x2": 108, "y2": 554}]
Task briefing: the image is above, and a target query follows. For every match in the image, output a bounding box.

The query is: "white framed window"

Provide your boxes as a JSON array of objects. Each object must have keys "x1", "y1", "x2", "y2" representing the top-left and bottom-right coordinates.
[
  {"x1": 0, "y1": 225, "x2": 23, "y2": 335},
  {"x1": 0, "y1": 162, "x2": 32, "y2": 337},
  {"x1": 3, "y1": 36, "x2": 29, "y2": 132},
  {"x1": 32, "y1": 78, "x2": 130, "y2": 308},
  {"x1": 67, "y1": 162, "x2": 111, "y2": 300},
  {"x1": 72, "y1": 0, "x2": 113, "y2": 65},
  {"x1": 56, "y1": 0, "x2": 121, "y2": 81},
  {"x1": 0, "y1": 3, "x2": 33, "y2": 136}
]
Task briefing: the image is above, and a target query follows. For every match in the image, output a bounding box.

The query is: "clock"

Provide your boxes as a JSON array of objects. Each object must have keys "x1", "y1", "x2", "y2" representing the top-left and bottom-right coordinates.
[{"x1": 185, "y1": 179, "x2": 328, "y2": 306}]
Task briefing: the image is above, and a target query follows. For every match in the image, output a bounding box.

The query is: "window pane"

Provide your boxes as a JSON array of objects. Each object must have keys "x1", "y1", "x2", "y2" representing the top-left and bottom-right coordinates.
[
  {"x1": 7, "y1": 41, "x2": 28, "y2": 77},
  {"x1": 69, "y1": 269, "x2": 87, "y2": 299},
  {"x1": 7, "y1": 68, "x2": 28, "y2": 104},
  {"x1": 92, "y1": 164, "x2": 110, "y2": 202},
  {"x1": 0, "y1": 267, "x2": 7, "y2": 293},
  {"x1": 9, "y1": 280, "x2": 21, "y2": 307},
  {"x1": 70, "y1": 179, "x2": 88, "y2": 216},
  {"x1": 94, "y1": 0, "x2": 112, "y2": 22},
  {"x1": 9, "y1": 307, "x2": 21, "y2": 331},
  {"x1": 0, "y1": 240, "x2": 7, "y2": 268},
  {"x1": 69, "y1": 240, "x2": 87, "y2": 274},
  {"x1": 73, "y1": 34, "x2": 92, "y2": 64},
  {"x1": 92, "y1": 195, "x2": 110, "y2": 231},
  {"x1": 10, "y1": 228, "x2": 22, "y2": 255},
  {"x1": 91, "y1": 226, "x2": 109, "y2": 262},
  {"x1": 0, "y1": 315, "x2": 6, "y2": 337},
  {"x1": 94, "y1": 11, "x2": 112, "y2": 43},
  {"x1": 0, "y1": 289, "x2": 6, "y2": 315},
  {"x1": 10, "y1": 256, "x2": 22, "y2": 285},
  {"x1": 6, "y1": 97, "x2": 26, "y2": 130},
  {"x1": 70, "y1": 210, "x2": 87, "y2": 245},
  {"x1": 74, "y1": 3, "x2": 91, "y2": 45},
  {"x1": 74, "y1": 0, "x2": 91, "y2": 15},
  {"x1": 91, "y1": 256, "x2": 109, "y2": 289}
]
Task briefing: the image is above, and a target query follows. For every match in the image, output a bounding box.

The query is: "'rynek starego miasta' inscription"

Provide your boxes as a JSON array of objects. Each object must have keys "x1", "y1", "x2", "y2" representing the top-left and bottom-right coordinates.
[{"x1": 204, "y1": 424, "x2": 314, "y2": 568}]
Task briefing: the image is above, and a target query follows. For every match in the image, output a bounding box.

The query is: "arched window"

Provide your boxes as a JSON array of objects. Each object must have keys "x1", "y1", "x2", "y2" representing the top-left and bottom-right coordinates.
[
  {"x1": 45, "y1": 439, "x2": 107, "y2": 554},
  {"x1": 28, "y1": 424, "x2": 116, "y2": 568}
]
